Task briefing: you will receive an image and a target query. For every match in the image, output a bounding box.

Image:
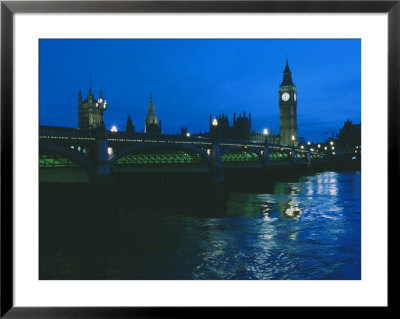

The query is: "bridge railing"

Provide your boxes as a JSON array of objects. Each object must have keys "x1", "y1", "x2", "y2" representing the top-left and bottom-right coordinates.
[
  {"x1": 39, "y1": 126, "x2": 85, "y2": 136},
  {"x1": 39, "y1": 126, "x2": 98, "y2": 143},
  {"x1": 39, "y1": 126, "x2": 327, "y2": 157},
  {"x1": 107, "y1": 132, "x2": 214, "y2": 148}
]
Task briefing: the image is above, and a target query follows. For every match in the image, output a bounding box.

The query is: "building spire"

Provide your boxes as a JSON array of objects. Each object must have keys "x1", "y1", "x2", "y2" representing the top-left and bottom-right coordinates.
[
  {"x1": 148, "y1": 92, "x2": 155, "y2": 113},
  {"x1": 126, "y1": 114, "x2": 135, "y2": 133},
  {"x1": 284, "y1": 57, "x2": 290, "y2": 73},
  {"x1": 281, "y1": 58, "x2": 294, "y2": 86},
  {"x1": 145, "y1": 92, "x2": 160, "y2": 134},
  {"x1": 146, "y1": 93, "x2": 157, "y2": 122}
]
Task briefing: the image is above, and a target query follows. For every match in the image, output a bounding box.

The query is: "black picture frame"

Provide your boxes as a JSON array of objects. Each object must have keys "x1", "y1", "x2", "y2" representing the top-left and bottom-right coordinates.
[{"x1": 1, "y1": 1, "x2": 395, "y2": 317}]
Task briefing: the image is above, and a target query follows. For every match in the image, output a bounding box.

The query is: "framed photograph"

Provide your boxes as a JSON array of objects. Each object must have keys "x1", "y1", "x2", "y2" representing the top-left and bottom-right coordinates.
[{"x1": 1, "y1": 0, "x2": 394, "y2": 317}]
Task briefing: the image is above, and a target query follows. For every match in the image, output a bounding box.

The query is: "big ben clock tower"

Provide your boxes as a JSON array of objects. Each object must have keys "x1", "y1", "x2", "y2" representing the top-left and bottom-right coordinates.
[{"x1": 279, "y1": 59, "x2": 298, "y2": 146}]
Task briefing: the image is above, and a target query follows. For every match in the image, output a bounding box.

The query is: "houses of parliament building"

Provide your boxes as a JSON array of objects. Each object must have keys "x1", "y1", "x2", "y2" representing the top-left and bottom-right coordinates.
[{"x1": 77, "y1": 60, "x2": 299, "y2": 146}]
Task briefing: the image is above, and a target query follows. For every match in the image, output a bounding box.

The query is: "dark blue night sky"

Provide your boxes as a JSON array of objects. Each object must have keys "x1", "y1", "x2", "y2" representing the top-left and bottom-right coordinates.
[{"x1": 39, "y1": 39, "x2": 360, "y2": 143}]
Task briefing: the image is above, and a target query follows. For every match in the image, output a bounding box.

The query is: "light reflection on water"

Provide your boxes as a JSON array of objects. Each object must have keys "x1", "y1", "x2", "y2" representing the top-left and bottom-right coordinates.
[
  {"x1": 176, "y1": 171, "x2": 360, "y2": 280},
  {"x1": 40, "y1": 171, "x2": 361, "y2": 280}
]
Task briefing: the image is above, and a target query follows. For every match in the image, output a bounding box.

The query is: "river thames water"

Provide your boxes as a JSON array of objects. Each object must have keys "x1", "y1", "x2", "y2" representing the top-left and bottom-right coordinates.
[{"x1": 40, "y1": 170, "x2": 361, "y2": 280}]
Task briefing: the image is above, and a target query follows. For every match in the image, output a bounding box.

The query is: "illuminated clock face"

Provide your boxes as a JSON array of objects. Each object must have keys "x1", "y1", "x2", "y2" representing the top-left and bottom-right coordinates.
[
  {"x1": 294, "y1": 93, "x2": 297, "y2": 101},
  {"x1": 282, "y1": 92, "x2": 290, "y2": 101}
]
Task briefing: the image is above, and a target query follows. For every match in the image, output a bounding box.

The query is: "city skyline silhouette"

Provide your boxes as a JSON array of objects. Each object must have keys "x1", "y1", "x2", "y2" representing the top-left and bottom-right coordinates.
[{"x1": 39, "y1": 39, "x2": 361, "y2": 142}]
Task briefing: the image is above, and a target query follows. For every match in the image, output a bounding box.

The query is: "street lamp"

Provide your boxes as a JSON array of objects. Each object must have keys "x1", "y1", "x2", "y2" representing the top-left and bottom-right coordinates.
[
  {"x1": 96, "y1": 97, "x2": 108, "y2": 130},
  {"x1": 211, "y1": 118, "x2": 219, "y2": 140},
  {"x1": 263, "y1": 128, "x2": 269, "y2": 144},
  {"x1": 107, "y1": 147, "x2": 113, "y2": 156},
  {"x1": 291, "y1": 135, "x2": 295, "y2": 147}
]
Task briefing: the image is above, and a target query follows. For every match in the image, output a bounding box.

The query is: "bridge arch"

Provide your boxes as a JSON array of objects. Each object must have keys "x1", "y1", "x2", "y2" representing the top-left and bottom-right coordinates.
[
  {"x1": 295, "y1": 151, "x2": 306, "y2": 158},
  {"x1": 39, "y1": 140, "x2": 95, "y2": 183},
  {"x1": 219, "y1": 146, "x2": 263, "y2": 163},
  {"x1": 219, "y1": 145, "x2": 258, "y2": 158},
  {"x1": 109, "y1": 143, "x2": 212, "y2": 168},
  {"x1": 268, "y1": 149, "x2": 291, "y2": 161}
]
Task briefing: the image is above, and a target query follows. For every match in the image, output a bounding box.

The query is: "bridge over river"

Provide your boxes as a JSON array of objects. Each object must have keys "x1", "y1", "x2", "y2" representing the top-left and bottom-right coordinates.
[{"x1": 39, "y1": 126, "x2": 328, "y2": 186}]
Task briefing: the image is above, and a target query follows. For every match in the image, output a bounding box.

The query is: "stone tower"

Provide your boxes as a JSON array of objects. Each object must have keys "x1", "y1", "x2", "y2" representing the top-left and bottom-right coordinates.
[
  {"x1": 78, "y1": 87, "x2": 104, "y2": 130},
  {"x1": 279, "y1": 59, "x2": 298, "y2": 146},
  {"x1": 145, "y1": 93, "x2": 161, "y2": 134}
]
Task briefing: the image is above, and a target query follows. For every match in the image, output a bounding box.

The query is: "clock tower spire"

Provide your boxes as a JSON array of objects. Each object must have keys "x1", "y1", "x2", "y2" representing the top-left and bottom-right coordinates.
[{"x1": 279, "y1": 59, "x2": 298, "y2": 146}]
